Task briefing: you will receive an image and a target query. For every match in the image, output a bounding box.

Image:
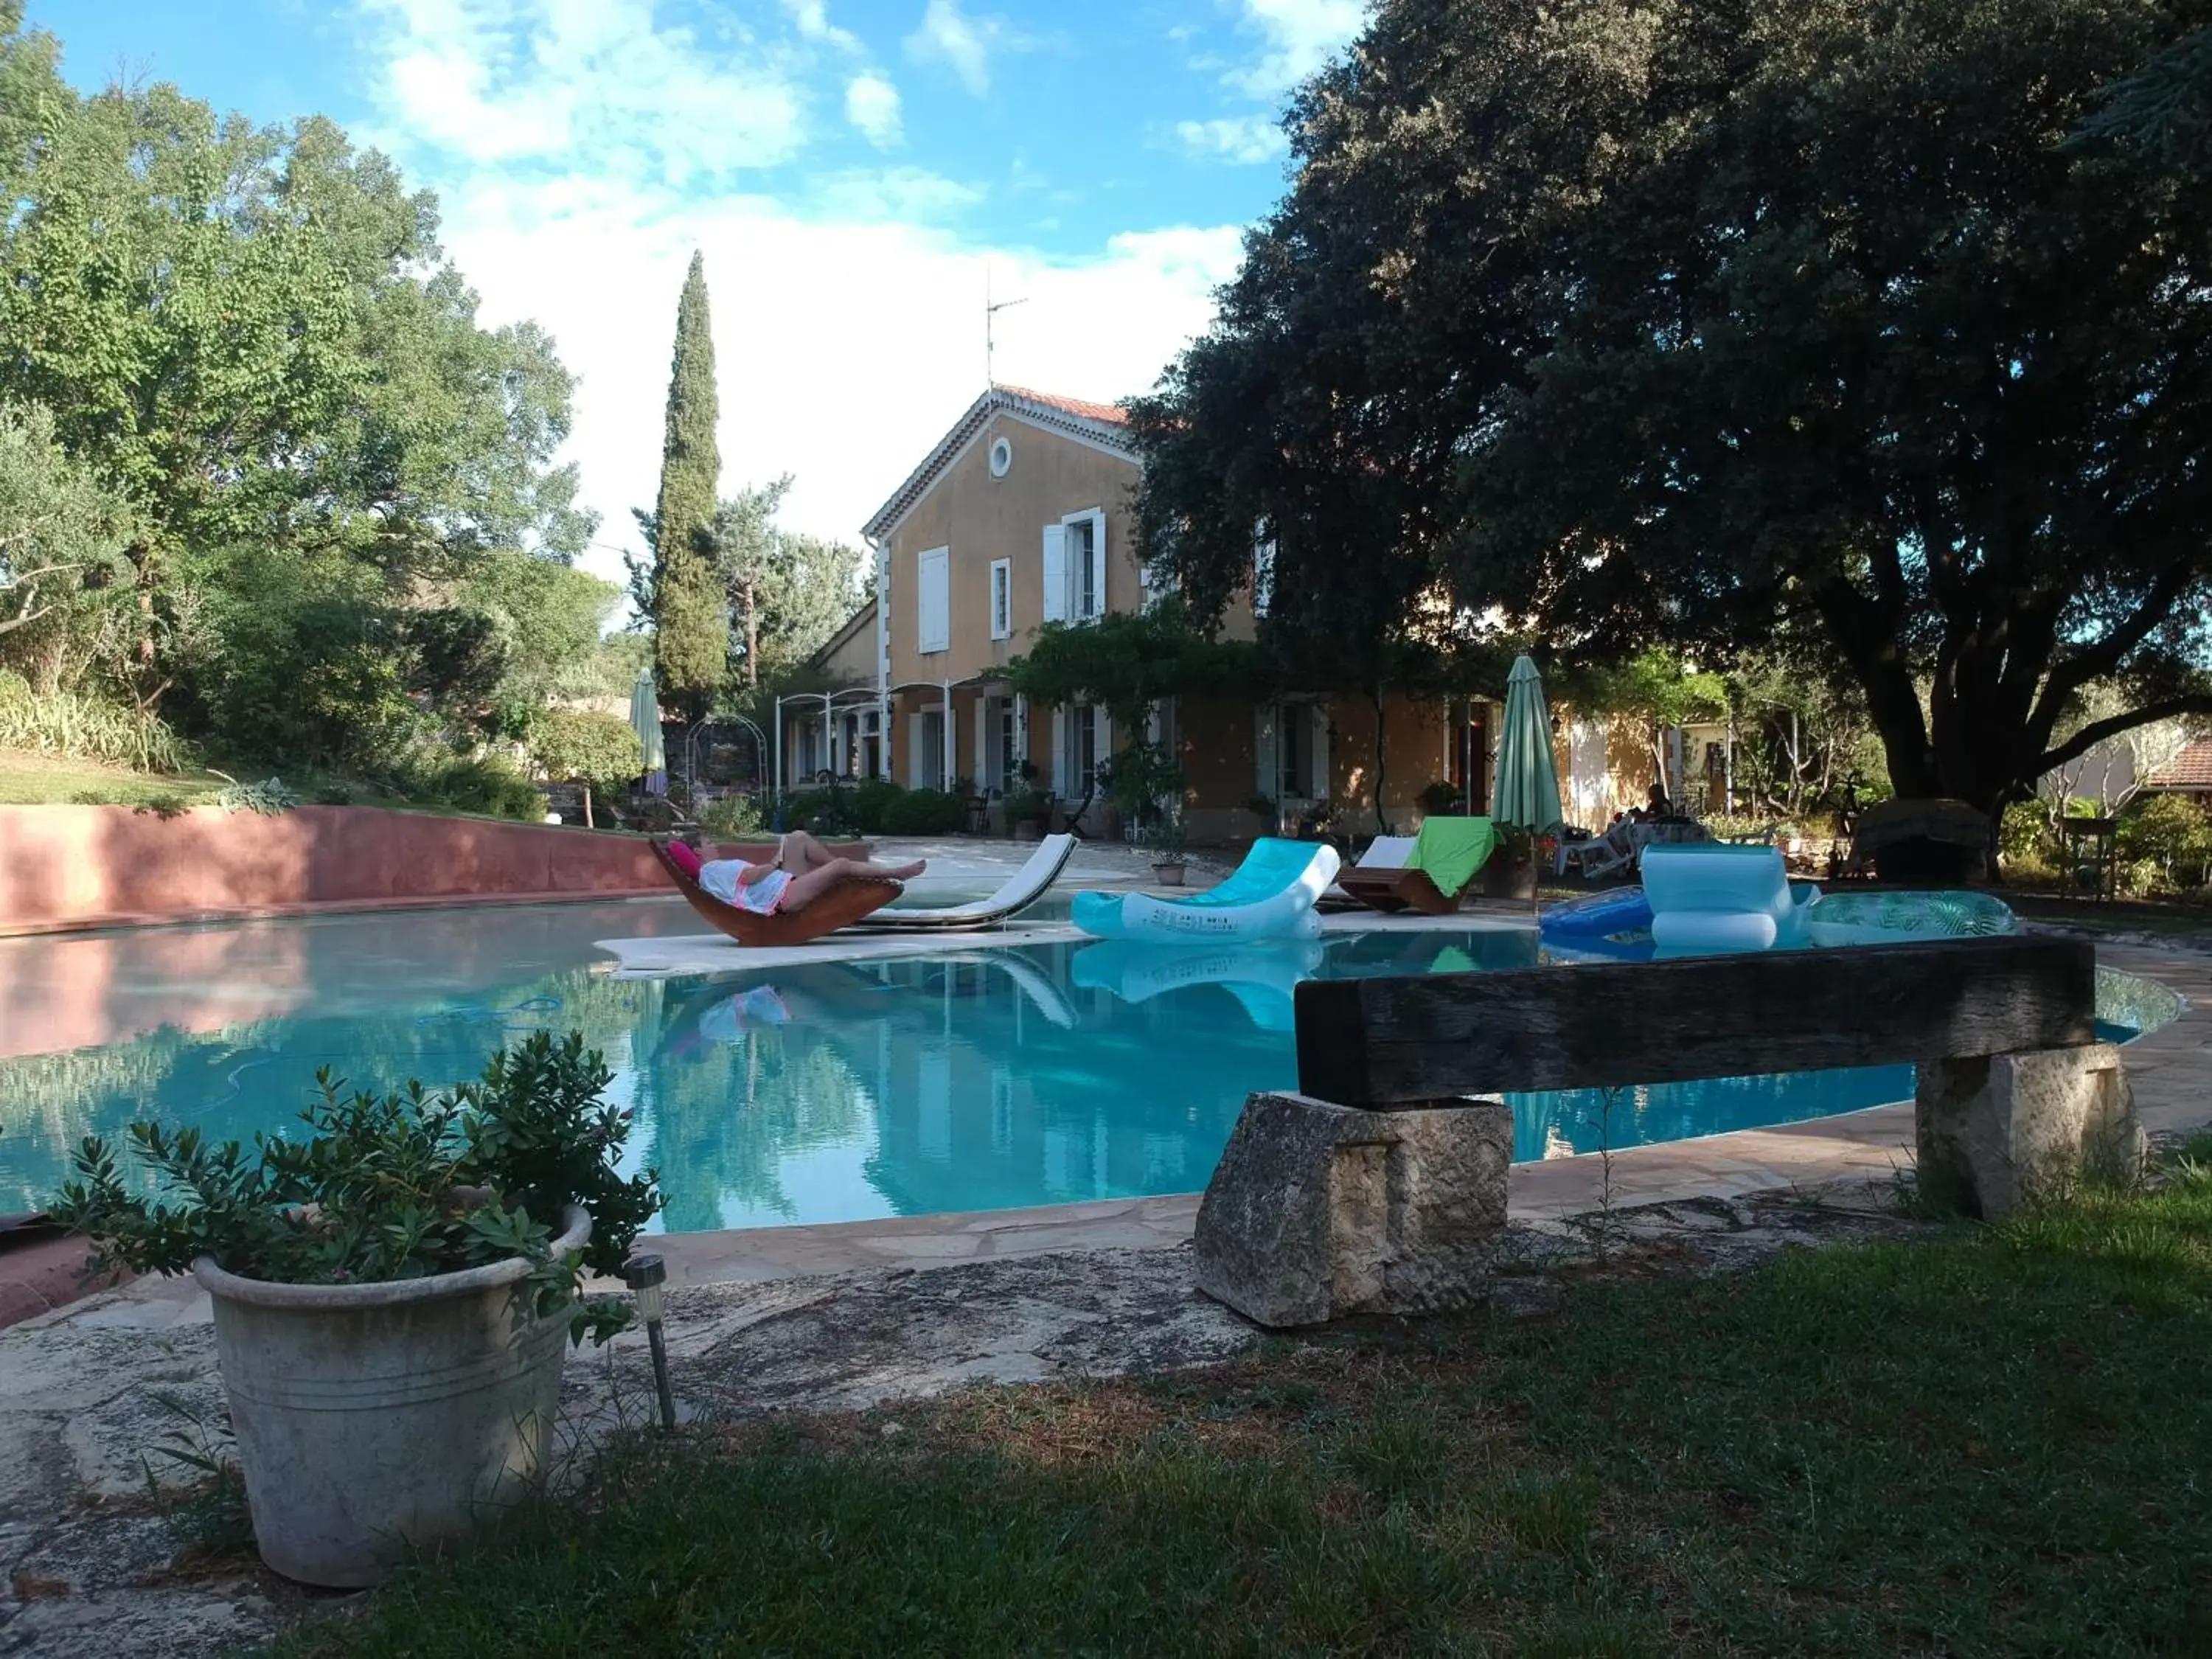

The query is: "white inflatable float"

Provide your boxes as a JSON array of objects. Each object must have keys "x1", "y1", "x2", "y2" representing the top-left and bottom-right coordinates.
[
  {"x1": 1069, "y1": 939, "x2": 1326, "y2": 1032},
  {"x1": 1640, "y1": 844, "x2": 1820, "y2": 954},
  {"x1": 1072, "y1": 838, "x2": 1341, "y2": 943}
]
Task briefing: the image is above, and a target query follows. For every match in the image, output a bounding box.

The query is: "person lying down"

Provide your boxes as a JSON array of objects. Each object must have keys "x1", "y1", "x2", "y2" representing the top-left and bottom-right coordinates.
[{"x1": 664, "y1": 831, "x2": 926, "y2": 916}]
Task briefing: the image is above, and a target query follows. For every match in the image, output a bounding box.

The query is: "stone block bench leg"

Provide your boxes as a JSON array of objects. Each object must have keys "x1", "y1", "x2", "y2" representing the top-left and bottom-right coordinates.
[
  {"x1": 1915, "y1": 1043, "x2": 2142, "y2": 1218},
  {"x1": 1192, "y1": 1092, "x2": 1512, "y2": 1328}
]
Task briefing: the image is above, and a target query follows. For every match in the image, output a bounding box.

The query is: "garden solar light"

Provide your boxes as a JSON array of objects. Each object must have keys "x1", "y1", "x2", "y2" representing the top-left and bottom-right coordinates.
[{"x1": 622, "y1": 1253, "x2": 677, "y2": 1433}]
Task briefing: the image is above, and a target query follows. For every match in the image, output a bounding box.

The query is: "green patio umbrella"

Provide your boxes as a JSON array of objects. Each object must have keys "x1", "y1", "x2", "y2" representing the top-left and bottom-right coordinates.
[
  {"x1": 631, "y1": 668, "x2": 667, "y2": 795},
  {"x1": 1493, "y1": 655, "x2": 1562, "y2": 905}
]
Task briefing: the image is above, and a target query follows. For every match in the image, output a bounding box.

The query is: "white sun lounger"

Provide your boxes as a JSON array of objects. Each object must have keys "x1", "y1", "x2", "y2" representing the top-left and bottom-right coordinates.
[
  {"x1": 1321, "y1": 835, "x2": 1416, "y2": 905},
  {"x1": 851, "y1": 832, "x2": 1079, "y2": 931}
]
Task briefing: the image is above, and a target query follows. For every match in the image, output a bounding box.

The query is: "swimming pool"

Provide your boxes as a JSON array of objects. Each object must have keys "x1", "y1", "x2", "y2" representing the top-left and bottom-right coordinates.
[{"x1": 0, "y1": 901, "x2": 2180, "y2": 1231}]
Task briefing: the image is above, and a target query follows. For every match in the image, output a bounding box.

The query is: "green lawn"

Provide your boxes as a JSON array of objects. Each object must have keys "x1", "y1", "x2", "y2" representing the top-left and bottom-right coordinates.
[
  {"x1": 0, "y1": 751, "x2": 232, "y2": 808},
  {"x1": 266, "y1": 1151, "x2": 2212, "y2": 1658}
]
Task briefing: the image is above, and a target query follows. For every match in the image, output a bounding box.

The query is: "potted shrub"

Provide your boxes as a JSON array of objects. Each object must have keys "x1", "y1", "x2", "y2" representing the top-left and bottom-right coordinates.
[
  {"x1": 1147, "y1": 813, "x2": 1189, "y2": 887},
  {"x1": 50, "y1": 1032, "x2": 660, "y2": 1590}
]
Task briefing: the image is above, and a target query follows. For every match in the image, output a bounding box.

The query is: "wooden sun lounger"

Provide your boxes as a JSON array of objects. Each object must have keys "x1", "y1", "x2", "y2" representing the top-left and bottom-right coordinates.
[
  {"x1": 1334, "y1": 866, "x2": 1469, "y2": 916},
  {"x1": 650, "y1": 839, "x2": 902, "y2": 947}
]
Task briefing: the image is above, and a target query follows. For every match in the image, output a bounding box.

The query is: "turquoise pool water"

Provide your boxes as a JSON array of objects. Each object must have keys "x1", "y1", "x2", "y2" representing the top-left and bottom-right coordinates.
[{"x1": 0, "y1": 900, "x2": 2180, "y2": 1231}]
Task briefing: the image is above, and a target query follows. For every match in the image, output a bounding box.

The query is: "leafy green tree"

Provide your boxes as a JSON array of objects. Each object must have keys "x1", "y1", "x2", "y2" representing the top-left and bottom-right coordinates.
[
  {"x1": 709, "y1": 478, "x2": 869, "y2": 690},
  {"x1": 1559, "y1": 649, "x2": 1727, "y2": 804},
  {"x1": 1133, "y1": 0, "x2": 2212, "y2": 837},
  {"x1": 649, "y1": 253, "x2": 727, "y2": 717},
  {"x1": 0, "y1": 400, "x2": 137, "y2": 681},
  {"x1": 0, "y1": 8, "x2": 594, "y2": 759},
  {"x1": 531, "y1": 709, "x2": 642, "y2": 830}
]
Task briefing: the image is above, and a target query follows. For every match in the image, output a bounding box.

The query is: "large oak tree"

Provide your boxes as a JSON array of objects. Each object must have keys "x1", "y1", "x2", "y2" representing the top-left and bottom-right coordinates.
[{"x1": 1134, "y1": 0, "x2": 2212, "y2": 827}]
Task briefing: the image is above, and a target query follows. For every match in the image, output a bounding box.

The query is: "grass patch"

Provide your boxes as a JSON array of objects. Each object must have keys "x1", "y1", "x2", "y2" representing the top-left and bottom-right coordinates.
[
  {"x1": 0, "y1": 749, "x2": 231, "y2": 808},
  {"x1": 264, "y1": 1168, "x2": 2212, "y2": 1658}
]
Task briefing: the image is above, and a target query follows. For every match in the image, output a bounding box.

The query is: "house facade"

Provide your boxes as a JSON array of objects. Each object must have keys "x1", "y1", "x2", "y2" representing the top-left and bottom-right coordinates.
[
  {"x1": 773, "y1": 600, "x2": 880, "y2": 788},
  {"x1": 859, "y1": 383, "x2": 1506, "y2": 840}
]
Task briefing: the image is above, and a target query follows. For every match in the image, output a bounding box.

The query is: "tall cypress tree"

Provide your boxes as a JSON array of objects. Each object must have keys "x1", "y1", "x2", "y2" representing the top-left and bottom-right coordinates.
[{"x1": 651, "y1": 251, "x2": 727, "y2": 716}]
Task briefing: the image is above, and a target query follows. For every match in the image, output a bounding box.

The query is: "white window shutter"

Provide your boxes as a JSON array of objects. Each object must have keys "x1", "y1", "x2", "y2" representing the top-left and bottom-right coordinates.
[
  {"x1": 1093, "y1": 706, "x2": 1110, "y2": 779},
  {"x1": 917, "y1": 547, "x2": 950, "y2": 654},
  {"x1": 1041, "y1": 524, "x2": 1068, "y2": 623},
  {"x1": 1089, "y1": 509, "x2": 1107, "y2": 618},
  {"x1": 1052, "y1": 706, "x2": 1071, "y2": 796},
  {"x1": 1013, "y1": 692, "x2": 1029, "y2": 764},
  {"x1": 1253, "y1": 704, "x2": 1278, "y2": 802}
]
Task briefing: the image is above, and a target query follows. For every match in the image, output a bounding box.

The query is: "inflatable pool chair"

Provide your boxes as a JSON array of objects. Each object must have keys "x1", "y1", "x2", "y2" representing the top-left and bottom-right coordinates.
[
  {"x1": 1073, "y1": 837, "x2": 1340, "y2": 942},
  {"x1": 1641, "y1": 843, "x2": 1818, "y2": 953},
  {"x1": 1070, "y1": 938, "x2": 1325, "y2": 1032}
]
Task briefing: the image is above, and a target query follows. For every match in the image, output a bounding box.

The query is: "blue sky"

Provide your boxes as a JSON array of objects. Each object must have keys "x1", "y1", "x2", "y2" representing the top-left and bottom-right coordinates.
[{"x1": 29, "y1": 0, "x2": 1361, "y2": 585}]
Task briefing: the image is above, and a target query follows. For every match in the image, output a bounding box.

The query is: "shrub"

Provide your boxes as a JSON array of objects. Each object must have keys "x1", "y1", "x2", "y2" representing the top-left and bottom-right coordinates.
[
  {"x1": 49, "y1": 1032, "x2": 661, "y2": 1341},
  {"x1": 1420, "y1": 780, "x2": 1461, "y2": 816},
  {"x1": 697, "y1": 792, "x2": 767, "y2": 841},
  {"x1": 851, "y1": 778, "x2": 905, "y2": 834},
  {"x1": 2118, "y1": 794, "x2": 2212, "y2": 889},
  {"x1": 0, "y1": 670, "x2": 193, "y2": 771},
  {"x1": 881, "y1": 787, "x2": 965, "y2": 836},
  {"x1": 388, "y1": 753, "x2": 544, "y2": 820}
]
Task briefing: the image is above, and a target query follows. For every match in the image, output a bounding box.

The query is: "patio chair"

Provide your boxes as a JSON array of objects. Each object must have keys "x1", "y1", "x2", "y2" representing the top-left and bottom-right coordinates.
[
  {"x1": 650, "y1": 839, "x2": 902, "y2": 947},
  {"x1": 1320, "y1": 835, "x2": 1416, "y2": 910},
  {"x1": 1338, "y1": 818, "x2": 1500, "y2": 916},
  {"x1": 852, "y1": 833, "x2": 1077, "y2": 931}
]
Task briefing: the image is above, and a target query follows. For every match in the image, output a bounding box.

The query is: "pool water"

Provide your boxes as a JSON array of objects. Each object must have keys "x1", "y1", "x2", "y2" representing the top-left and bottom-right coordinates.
[{"x1": 0, "y1": 901, "x2": 2179, "y2": 1231}]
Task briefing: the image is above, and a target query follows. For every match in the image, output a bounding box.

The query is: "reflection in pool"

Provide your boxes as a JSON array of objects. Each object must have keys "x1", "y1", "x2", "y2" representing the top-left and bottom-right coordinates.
[{"x1": 0, "y1": 902, "x2": 2178, "y2": 1231}]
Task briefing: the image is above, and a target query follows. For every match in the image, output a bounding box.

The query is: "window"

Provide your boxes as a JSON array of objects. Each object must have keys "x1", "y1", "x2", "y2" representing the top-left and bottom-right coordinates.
[
  {"x1": 1253, "y1": 522, "x2": 1276, "y2": 618},
  {"x1": 1279, "y1": 703, "x2": 1311, "y2": 799},
  {"x1": 1076, "y1": 705, "x2": 1099, "y2": 796},
  {"x1": 1067, "y1": 516, "x2": 1097, "y2": 619},
  {"x1": 917, "y1": 546, "x2": 950, "y2": 654},
  {"x1": 989, "y1": 436, "x2": 1012, "y2": 477},
  {"x1": 989, "y1": 557, "x2": 1012, "y2": 640},
  {"x1": 997, "y1": 700, "x2": 1019, "y2": 790}
]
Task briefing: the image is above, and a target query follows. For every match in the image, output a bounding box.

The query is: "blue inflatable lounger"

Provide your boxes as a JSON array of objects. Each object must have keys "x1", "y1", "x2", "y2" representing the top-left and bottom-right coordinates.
[
  {"x1": 1072, "y1": 837, "x2": 1343, "y2": 943},
  {"x1": 1640, "y1": 843, "x2": 1820, "y2": 954}
]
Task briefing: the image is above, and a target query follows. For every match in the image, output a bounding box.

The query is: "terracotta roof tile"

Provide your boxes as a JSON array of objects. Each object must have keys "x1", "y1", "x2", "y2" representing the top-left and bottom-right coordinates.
[
  {"x1": 992, "y1": 383, "x2": 1130, "y2": 425},
  {"x1": 2145, "y1": 738, "x2": 2212, "y2": 790}
]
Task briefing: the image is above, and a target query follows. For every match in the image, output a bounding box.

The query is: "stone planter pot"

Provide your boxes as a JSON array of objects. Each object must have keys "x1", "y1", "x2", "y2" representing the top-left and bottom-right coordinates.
[
  {"x1": 1013, "y1": 819, "x2": 1042, "y2": 843},
  {"x1": 1152, "y1": 860, "x2": 1187, "y2": 888},
  {"x1": 1482, "y1": 850, "x2": 1538, "y2": 900},
  {"x1": 192, "y1": 1206, "x2": 590, "y2": 1589}
]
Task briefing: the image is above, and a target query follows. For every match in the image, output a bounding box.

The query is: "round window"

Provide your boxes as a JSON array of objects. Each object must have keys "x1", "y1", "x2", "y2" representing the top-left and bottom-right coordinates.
[{"x1": 989, "y1": 436, "x2": 1013, "y2": 478}]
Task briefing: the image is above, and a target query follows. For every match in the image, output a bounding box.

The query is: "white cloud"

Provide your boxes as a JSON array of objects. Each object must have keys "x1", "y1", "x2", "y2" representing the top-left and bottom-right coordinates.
[
  {"x1": 904, "y1": 0, "x2": 1015, "y2": 97},
  {"x1": 349, "y1": 1, "x2": 1243, "y2": 603},
  {"x1": 782, "y1": 0, "x2": 860, "y2": 52},
  {"x1": 358, "y1": 0, "x2": 807, "y2": 181},
  {"x1": 435, "y1": 184, "x2": 1240, "y2": 586},
  {"x1": 1225, "y1": 0, "x2": 1366, "y2": 97},
  {"x1": 1173, "y1": 115, "x2": 1287, "y2": 164},
  {"x1": 844, "y1": 72, "x2": 904, "y2": 147}
]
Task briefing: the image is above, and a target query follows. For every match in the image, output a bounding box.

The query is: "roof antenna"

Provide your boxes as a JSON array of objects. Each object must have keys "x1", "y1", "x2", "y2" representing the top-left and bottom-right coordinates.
[{"x1": 986, "y1": 262, "x2": 1027, "y2": 389}]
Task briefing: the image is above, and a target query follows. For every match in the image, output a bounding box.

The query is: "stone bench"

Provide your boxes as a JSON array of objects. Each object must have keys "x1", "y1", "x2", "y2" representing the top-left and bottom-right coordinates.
[{"x1": 1194, "y1": 935, "x2": 2132, "y2": 1327}]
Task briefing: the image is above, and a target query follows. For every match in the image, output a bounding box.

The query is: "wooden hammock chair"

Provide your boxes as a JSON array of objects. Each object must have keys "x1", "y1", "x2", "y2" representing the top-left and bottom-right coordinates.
[{"x1": 650, "y1": 839, "x2": 902, "y2": 947}]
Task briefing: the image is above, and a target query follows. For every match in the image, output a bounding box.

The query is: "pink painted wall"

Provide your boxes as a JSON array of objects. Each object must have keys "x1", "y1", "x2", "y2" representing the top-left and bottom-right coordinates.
[{"x1": 0, "y1": 804, "x2": 863, "y2": 933}]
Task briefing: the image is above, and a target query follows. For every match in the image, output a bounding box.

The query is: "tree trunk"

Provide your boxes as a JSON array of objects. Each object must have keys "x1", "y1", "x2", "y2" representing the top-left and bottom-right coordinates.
[
  {"x1": 1371, "y1": 686, "x2": 1391, "y2": 836},
  {"x1": 743, "y1": 577, "x2": 759, "y2": 689},
  {"x1": 582, "y1": 783, "x2": 594, "y2": 830}
]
